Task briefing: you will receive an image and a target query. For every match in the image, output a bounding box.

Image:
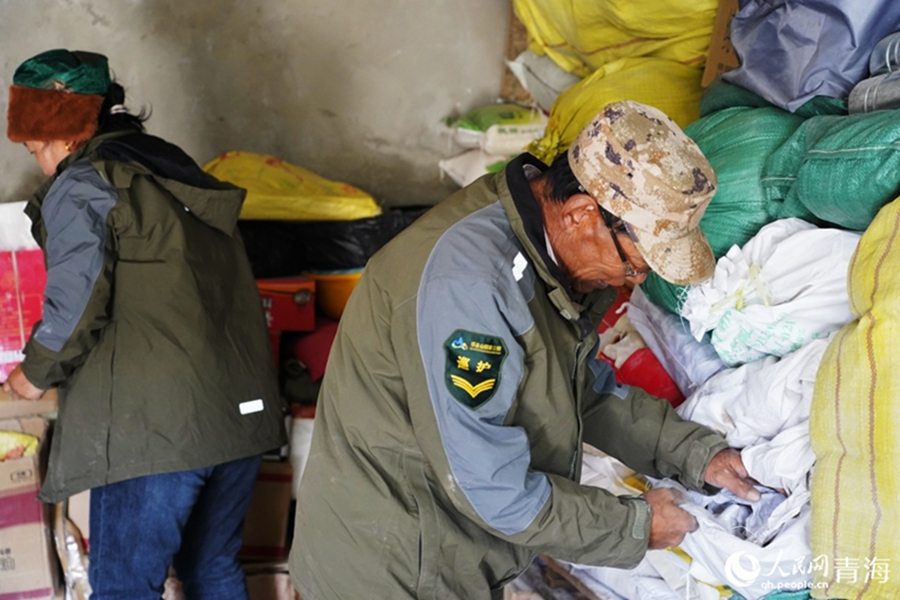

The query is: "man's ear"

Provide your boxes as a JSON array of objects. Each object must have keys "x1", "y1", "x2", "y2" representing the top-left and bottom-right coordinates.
[{"x1": 562, "y1": 193, "x2": 600, "y2": 230}]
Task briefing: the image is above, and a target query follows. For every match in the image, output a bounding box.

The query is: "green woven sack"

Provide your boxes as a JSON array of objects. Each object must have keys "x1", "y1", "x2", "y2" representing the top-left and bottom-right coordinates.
[
  {"x1": 698, "y1": 79, "x2": 774, "y2": 116},
  {"x1": 640, "y1": 102, "x2": 806, "y2": 313},
  {"x1": 762, "y1": 109, "x2": 900, "y2": 231}
]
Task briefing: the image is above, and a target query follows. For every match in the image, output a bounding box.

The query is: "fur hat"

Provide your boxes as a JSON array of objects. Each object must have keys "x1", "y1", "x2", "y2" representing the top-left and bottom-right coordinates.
[{"x1": 7, "y1": 49, "x2": 110, "y2": 143}]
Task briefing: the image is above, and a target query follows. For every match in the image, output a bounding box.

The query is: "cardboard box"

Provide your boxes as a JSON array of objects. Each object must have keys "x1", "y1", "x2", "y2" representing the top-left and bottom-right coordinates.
[
  {"x1": 162, "y1": 562, "x2": 302, "y2": 600},
  {"x1": 244, "y1": 561, "x2": 302, "y2": 600},
  {"x1": 0, "y1": 389, "x2": 59, "y2": 421},
  {"x1": 240, "y1": 460, "x2": 294, "y2": 561},
  {"x1": 0, "y1": 416, "x2": 60, "y2": 599},
  {"x1": 256, "y1": 279, "x2": 316, "y2": 333},
  {"x1": 0, "y1": 248, "x2": 47, "y2": 381},
  {"x1": 701, "y1": 0, "x2": 741, "y2": 87}
]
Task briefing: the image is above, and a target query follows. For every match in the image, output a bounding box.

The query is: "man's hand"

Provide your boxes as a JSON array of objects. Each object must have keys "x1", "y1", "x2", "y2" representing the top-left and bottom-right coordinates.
[
  {"x1": 643, "y1": 487, "x2": 698, "y2": 549},
  {"x1": 2, "y1": 365, "x2": 44, "y2": 401},
  {"x1": 704, "y1": 448, "x2": 761, "y2": 502}
]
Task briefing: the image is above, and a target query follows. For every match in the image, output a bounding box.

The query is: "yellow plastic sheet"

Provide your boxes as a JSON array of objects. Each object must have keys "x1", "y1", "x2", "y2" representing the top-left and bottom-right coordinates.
[
  {"x1": 203, "y1": 151, "x2": 382, "y2": 222},
  {"x1": 0, "y1": 430, "x2": 38, "y2": 461},
  {"x1": 810, "y1": 196, "x2": 900, "y2": 600},
  {"x1": 513, "y1": 0, "x2": 717, "y2": 78},
  {"x1": 527, "y1": 57, "x2": 702, "y2": 164}
]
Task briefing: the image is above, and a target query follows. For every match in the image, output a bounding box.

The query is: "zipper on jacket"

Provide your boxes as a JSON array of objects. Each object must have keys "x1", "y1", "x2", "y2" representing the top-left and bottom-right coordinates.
[{"x1": 568, "y1": 339, "x2": 587, "y2": 479}]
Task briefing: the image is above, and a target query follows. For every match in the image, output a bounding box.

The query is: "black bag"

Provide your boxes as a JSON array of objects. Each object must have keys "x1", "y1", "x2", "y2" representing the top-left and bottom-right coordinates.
[{"x1": 238, "y1": 206, "x2": 430, "y2": 278}]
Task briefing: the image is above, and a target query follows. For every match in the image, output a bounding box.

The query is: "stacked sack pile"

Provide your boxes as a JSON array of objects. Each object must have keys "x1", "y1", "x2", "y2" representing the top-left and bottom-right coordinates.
[
  {"x1": 440, "y1": 0, "x2": 717, "y2": 189},
  {"x1": 508, "y1": 1, "x2": 900, "y2": 599}
]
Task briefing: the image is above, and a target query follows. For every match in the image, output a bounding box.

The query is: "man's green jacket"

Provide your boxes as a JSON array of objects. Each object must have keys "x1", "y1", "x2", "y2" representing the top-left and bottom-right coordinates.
[{"x1": 289, "y1": 154, "x2": 728, "y2": 600}]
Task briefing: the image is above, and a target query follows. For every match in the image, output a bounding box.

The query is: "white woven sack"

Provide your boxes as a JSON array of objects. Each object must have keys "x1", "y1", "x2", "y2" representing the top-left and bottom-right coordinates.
[{"x1": 680, "y1": 218, "x2": 859, "y2": 366}]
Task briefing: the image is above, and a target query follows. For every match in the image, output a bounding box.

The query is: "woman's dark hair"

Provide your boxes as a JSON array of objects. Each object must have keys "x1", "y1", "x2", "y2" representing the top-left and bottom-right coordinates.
[
  {"x1": 542, "y1": 151, "x2": 582, "y2": 204},
  {"x1": 95, "y1": 81, "x2": 150, "y2": 135}
]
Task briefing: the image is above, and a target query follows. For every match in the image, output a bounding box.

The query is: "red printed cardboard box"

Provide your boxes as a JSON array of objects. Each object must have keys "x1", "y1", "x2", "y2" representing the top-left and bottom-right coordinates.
[
  {"x1": 0, "y1": 416, "x2": 60, "y2": 599},
  {"x1": 0, "y1": 250, "x2": 47, "y2": 381},
  {"x1": 0, "y1": 201, "x2": 47, "y2": 381}
]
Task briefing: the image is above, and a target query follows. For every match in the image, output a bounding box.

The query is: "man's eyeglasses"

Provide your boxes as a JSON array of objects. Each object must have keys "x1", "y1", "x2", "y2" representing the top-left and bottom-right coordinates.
[{"x1": 599, "y1": 207, "x2": 650, "y2": 278}]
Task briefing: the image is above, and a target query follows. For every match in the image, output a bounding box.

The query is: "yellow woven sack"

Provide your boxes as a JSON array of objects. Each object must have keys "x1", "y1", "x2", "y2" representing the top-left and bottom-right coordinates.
[
  {"x1": 513, "y1": 0, "x2": 717, "y2": 77},
  {"x1": 203, "y1": 151, "x2": 382, "y2": 221},
  {"x1": 810, "y1": 196, "x2": 900, "y2": 600},
  {"x1": 527, "y1": 57, "x2": 702, "y2": 164}
]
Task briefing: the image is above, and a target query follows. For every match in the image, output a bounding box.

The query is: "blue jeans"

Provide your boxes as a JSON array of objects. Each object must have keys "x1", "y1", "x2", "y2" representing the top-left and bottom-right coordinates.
[{"x1": 88, "y1": 455, "x2": 263, "y2": 600}]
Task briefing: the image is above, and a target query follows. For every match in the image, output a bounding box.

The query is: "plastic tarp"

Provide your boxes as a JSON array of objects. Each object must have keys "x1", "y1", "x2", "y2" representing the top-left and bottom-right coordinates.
[
  {"x1": 722, "y1": 0, "x2": 900, "y2": 112},
  {"x1": 810, "y1": 195, "x2": 900, "y2": 600}
]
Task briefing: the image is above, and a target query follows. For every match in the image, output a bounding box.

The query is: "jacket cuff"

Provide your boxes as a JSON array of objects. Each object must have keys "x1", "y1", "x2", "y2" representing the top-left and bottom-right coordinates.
[
  {"x1": 20, "y1": 338, "x2": 68, "y2": 390},
  {"x1": 613, "y1": 495, "x2": 652, "y2": 568},
  {"x1": 680, "y1": 433, "x2": 731, "y2": 493}
]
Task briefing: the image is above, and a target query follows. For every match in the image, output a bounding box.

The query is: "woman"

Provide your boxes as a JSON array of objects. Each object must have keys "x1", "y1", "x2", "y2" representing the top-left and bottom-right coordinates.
[{"x1": 4, "y1": 49, "x2": 287, "y2": 600}]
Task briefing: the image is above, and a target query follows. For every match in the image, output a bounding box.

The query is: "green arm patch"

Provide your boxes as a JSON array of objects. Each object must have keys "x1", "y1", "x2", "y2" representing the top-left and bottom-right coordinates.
[{"x1": 443, "y1": 329, "x2": 508, "y2": 409}]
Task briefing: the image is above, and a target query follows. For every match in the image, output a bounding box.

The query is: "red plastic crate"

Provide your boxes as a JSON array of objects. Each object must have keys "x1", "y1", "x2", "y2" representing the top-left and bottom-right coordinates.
[{"x1": 256, "y1": 278, "x2": 316, "y2": 333}]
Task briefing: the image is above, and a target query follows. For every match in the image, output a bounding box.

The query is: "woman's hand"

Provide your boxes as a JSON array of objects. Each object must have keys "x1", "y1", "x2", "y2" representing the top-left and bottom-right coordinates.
[{"x1": 2, "y1": 365, "x2": 45, "y2": 400}]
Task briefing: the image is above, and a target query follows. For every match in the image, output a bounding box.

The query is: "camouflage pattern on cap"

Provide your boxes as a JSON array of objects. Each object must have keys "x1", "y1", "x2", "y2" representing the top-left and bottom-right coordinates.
[{"x1": 568, "y1": 100, "x2": 717, "y2": 286}]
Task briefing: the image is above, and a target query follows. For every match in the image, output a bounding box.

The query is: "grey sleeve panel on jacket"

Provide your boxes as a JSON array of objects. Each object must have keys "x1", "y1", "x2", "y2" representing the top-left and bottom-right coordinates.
[
  {"x1": 34, "y1": 160, "x2": 117, "y2": 352},
  {"x1": 416, "y1": 203, "x2": 550, "y2": 537}
]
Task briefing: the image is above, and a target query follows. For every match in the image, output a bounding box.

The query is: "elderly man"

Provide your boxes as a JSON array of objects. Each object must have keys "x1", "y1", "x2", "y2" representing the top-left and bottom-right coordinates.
[{"x1": 289, "y1": 101, "x2": 758, "y2": 600}]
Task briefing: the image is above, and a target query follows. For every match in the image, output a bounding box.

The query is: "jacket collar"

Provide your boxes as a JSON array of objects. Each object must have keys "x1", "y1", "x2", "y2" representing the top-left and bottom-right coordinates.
[
  {"x1": 26, "y1": 131, "x2": 132, "y2": 214},
  {"x1": 26, "y1": 131, "x2": 246, "y2": 236},
  {"x1": 500, "y1": 153, "x2": 599, "y2": 338}
]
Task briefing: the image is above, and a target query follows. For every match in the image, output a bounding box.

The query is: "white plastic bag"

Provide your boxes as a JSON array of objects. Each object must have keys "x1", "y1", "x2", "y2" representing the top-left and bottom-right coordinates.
[
  {"x1": 506, "y1": 49, "x2": 582, "y2": 113},
  {"x1": 677, "y1": 339, "x2": 825, "y2": 495},
  {"x1": 680, "y1": 218, "x2": 859, "y2": 366},
  {"x1": 627, "y1": 285, "x2": 727, "y2": 397},
  {"x1": 0, "y1": 201, "x2": 39, "y2": 251},
  {"x1": 598, "y1": 313, "x2": 646, "y2": 368},
  {"x1": 679, "y1": 500, "x2": 813, "y2": 600},
  {"x1": 438, "y1": 149, "x2": 510, "y2": 187},
  {"x1": 741, "y1": 423, "x2": 815, "y2": 495},
  {"x1": 451, "y1": 103, "x2": 547, "y2": 154},
  {"x1": 573, "y1": 451, "x2": 722, "y2": 600},
  {"x1": 677, "y1": 339, "x2": 826, "y2": 448}
]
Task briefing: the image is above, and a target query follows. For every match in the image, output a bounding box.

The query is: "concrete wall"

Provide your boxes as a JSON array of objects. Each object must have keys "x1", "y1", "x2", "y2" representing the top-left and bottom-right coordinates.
[{"x1": 0, "y1": 0, "x2": 511, "y2": 207}]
